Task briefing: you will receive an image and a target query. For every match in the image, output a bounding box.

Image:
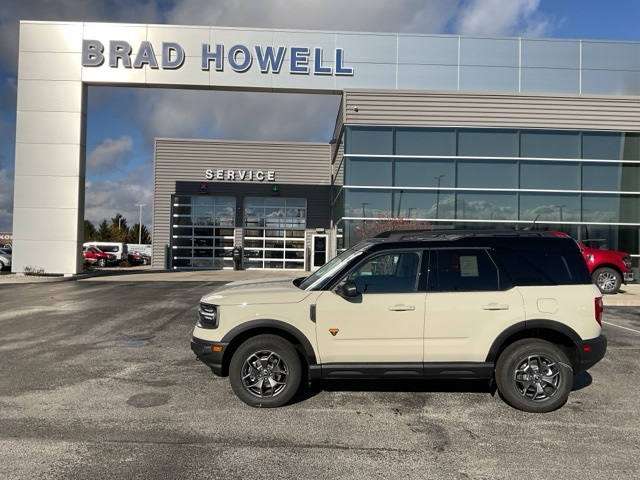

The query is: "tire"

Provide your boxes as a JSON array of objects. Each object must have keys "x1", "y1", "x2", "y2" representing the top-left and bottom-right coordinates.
[
  {"x1": 495, "y1": 339, "x2": 573, "y2": 413},
  {"x1": 229, "y1": 335, "x2": 302, "y2": 408},
  {"x1": 592, "y1": 267, "x2": 622, "y2": 294},
  {"x1": 97, "y1": 258, "x2": 107, "y2": 267},
  {"x1": 0, "y1": 260, "x2": 5, "y2": 271}
]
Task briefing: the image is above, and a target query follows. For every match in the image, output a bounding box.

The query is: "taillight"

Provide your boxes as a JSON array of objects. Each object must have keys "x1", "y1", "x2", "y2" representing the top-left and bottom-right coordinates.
[{"x1": 595, "y1": 297, "x2": 604, "y2": 326}]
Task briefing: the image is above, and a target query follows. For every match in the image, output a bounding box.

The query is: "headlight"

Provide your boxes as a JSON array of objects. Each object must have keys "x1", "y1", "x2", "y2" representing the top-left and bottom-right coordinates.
[{"x1": 197, "y1": 303, "x2": 219, "y2": 329}]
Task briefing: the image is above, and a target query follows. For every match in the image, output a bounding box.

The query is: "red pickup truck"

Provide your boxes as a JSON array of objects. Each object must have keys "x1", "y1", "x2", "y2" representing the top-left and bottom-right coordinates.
[
  {"x1": 83, "y1": 246, "x2": 116, "y2": 267},
  {"x1": 552, "y1": 232, "x2": 634, "y2": 294}
]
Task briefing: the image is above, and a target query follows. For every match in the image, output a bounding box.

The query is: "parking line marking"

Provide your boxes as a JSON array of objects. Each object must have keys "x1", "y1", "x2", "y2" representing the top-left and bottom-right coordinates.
[{"x1": 602, "y1": 321, "x2": 640, "y2": 335}]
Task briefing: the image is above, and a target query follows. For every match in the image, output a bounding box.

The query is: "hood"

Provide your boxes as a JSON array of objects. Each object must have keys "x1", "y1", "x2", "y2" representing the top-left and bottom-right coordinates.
[{"x1": 200, "y1": 276, "x2": 312, "y2": 306}]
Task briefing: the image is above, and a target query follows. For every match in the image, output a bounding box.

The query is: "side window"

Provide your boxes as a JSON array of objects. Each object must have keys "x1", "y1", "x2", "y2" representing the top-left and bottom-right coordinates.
[
  {"x1": 432, "y1": 249, "x2": 499, "y2": 292},
  {"x1": 492, "y1": 248, "x2": 583, "y2": 286},
  {"x1": 347, "y1": 251, "x2": 421, "y2": 293}
]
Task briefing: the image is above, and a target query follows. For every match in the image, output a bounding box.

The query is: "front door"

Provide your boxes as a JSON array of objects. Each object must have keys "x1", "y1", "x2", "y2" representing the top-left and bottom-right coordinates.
[{"x1": 314, "y1": 250, "x2": 426, "y2": 366}]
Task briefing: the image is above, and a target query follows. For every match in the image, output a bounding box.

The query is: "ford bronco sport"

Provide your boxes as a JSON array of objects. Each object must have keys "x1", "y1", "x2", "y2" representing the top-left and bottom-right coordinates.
[{"x1": 191, "y1": 230, "x2": 607, "y2": 413}]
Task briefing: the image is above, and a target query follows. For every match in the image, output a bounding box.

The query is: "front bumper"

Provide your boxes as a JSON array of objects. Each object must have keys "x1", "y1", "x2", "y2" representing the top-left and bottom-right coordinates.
[
  {"x1": 190, "y1": 337, "x2": 228, "y2": 376},
  {"x1": 624, "y1": 271, "x2": 634, "y2": 283},
  {"x1": 575, "y1": 334, "x2": 607, "y2": 373}
]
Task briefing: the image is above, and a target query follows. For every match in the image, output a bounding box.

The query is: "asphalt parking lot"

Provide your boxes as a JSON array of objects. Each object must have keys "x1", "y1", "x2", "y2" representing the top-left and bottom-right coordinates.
[{"x1": 1, "y1": 272, "x2": 639, "y2": 479}]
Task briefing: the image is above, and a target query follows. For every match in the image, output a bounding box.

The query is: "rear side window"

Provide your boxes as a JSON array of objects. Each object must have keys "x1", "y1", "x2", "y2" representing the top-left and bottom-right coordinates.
[
  {"x1": 493, "y1": 248, "x2": 588, "y2": 286},
  {"x1": 430, "y1": 249, "x2": 503, "y2": 292}
]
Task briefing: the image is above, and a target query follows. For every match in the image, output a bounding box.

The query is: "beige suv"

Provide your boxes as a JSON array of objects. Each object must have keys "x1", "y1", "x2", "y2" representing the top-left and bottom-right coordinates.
[{"x1": 191, "y1": 230, "x2": 607, "y2": 413}]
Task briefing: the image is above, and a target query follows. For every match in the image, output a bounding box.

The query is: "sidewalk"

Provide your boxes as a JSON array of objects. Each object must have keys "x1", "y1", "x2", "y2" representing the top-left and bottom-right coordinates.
[{"x1": 2, "y1": 267, "x2": 639, "y2": 306}]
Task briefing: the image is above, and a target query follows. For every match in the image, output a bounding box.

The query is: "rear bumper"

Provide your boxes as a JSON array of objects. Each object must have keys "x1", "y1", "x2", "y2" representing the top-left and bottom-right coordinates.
[
  {"x1": 575, "y1": 334, "x2": 607, "y2": 372},
  {"x1": 190, "y1": 337, "x2": 228, "y2": 376}
]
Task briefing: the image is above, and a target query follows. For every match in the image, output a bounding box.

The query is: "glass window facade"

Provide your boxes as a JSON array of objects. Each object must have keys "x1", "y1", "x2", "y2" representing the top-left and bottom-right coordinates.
[
  {"x1": 243, "y1": 197, "x2": 307, "y2": 269},
  {"x1": 336, "y1": 126, "x2": 640, "y2": 256},
  {"x1": 171, "y1": 196, "x2": 236, "y2": 268}
]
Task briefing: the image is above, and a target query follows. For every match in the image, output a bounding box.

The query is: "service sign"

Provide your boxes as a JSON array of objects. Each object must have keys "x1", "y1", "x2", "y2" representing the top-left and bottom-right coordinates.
[{"x1": 205, "y1": 169, "x2": 276, "y2": 181}]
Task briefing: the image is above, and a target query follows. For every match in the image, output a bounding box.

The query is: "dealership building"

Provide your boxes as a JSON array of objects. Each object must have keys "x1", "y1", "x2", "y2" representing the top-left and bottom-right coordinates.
[{"x1": 11, "y1": 21, "x2": 640, "y2": 274}]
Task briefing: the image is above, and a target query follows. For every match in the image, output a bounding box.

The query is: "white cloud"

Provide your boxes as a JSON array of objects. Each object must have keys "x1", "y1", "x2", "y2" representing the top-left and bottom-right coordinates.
[
  {"x1": 87, "y1": 136, "x2": 134, "y2": 174},
  {"x1": 454, "y1": 0, "x2": 551, "y2": 37},
  {"x1": 135, "y1": 89, "x2": 341, "y2": 145},
  {"x1": 84, "y1": 163, "x2": 153, "y2": 228},
  {"x1": 166, "y1": 0, "x2": 459, "y2": 34}
]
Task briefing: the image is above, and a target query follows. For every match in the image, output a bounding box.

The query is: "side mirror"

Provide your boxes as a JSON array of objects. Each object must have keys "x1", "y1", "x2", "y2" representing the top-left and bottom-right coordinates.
[{"x1": 336, "y1": 280, "x2": 359, "y2": 298}]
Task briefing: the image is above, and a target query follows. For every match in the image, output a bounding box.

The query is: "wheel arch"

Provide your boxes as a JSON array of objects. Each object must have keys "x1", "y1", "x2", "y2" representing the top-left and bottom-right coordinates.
[
  {"x1": 486, "y1": 320, "x2": 581, "y2": 371},
  {"x1": 219, "y1": 320, "x2": 317, "y2": 377},
  {"x1": 592, "y1": 263, "x2": 624, "y2": 275}
]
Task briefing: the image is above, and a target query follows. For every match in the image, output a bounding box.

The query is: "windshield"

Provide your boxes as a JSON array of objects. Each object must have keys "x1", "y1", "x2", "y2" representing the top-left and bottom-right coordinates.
[{"x1": 298, "y1": 240, "x2": 376, "y2": 291}]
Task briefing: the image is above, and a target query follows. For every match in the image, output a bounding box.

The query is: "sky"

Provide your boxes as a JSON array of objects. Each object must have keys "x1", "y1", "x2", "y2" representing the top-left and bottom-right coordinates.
[{"x1": 1, "y1": 0, "x2": 640, "y2": 233}]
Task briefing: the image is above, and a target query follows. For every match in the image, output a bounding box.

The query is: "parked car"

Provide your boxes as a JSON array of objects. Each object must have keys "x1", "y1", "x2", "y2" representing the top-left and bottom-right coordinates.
[
  {"x1": 0, "y1": 248, "x2": 11, "y2": 271},
  {"x1": 552, "y1": 232, "x2": 634, "y2": 294},
  {"x1": 83, "y1": 242, "x2": 128, "y2": 262},
  {"x1": 83, "y1": 246, "x2": 115, "y2": 267},
  {"x1": 191, "y1": 229, "x2": 606, "y2": 413},
  {"x1": 127, "y1": 252, "x2": 145, "y2": 265}
]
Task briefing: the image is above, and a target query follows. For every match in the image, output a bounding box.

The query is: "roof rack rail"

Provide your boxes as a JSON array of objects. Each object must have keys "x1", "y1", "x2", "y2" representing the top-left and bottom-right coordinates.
[{"x1": 374, "y1": 229, "x2": 557, "y2": 242}]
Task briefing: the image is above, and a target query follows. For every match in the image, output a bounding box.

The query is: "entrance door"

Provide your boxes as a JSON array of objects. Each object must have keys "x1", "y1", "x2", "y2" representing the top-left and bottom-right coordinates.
[{"x1": 314, "y1": 250, "x2": 425, "y2": 367}]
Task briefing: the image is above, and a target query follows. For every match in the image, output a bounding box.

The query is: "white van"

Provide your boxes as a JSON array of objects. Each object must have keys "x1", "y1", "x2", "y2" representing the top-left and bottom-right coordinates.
[{"x1": 83, "y1": 242, "x2": 129, "y2": 262}]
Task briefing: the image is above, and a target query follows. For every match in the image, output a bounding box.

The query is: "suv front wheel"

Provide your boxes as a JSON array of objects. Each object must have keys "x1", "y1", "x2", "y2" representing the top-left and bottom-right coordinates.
[
  {"x1": 229, "y1": 335, "x2": 302, "y2": 408},
  {"x1": 495, "y1": 339, "x2": 573, "y2": 413}
]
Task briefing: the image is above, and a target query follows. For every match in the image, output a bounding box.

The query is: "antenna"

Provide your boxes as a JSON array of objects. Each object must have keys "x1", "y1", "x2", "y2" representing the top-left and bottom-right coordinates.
[{"x1": 524, "y1": 214, "x2": 540, "y2": 230}]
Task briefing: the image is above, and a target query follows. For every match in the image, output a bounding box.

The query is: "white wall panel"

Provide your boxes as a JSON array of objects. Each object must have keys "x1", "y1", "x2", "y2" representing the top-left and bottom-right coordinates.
[
  {"x1": 19, "y1": 22, "x2": 84, "y2": 53},
  {"x1": 16, "y1": 79, "x2": 84, "y2": 112},
  {"x1": 82, "y1": 23, "x2": 148, "y2": 46},
  {"x1": 147, "y1": 25, "x2": 210, "y2": 53},
  {"x1": 14, "y1": 175, "x2": 84, "y2": 209},
  {"x1": 11, "y1": 239, "x2": 83, "y2": 274},
  {"x1": 146, "y1": 55, "x2": 209, "y2": 87},
  {"x1": 16, "y1": 111, "x2": 85, "y2": 145},
  {"x1": 15, "y1": 144, "x2": 86, "y2": 177},
  {"x1": 18, "y1": 52, "x2": 82, "y2": 81}
]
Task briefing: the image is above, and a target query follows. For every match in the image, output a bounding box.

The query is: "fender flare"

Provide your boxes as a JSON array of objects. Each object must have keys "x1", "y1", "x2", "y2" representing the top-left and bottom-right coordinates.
[
  {"x1": 221, "y1": 319, "x2": 318, "y2": 365},
  {"x1": 485, "y1": 319, "x2": 581, "y2": 363}
]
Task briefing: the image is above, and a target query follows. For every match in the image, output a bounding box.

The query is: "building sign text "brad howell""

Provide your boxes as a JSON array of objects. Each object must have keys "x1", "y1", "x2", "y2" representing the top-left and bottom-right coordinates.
[{"x1": 82, "y1": 40, "x2": 354, "y2": 76}]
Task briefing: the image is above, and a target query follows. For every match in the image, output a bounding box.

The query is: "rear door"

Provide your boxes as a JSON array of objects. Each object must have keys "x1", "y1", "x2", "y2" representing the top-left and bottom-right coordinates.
[{"x1": 424, "y1": 248, "x2": 526, "y2": 363}]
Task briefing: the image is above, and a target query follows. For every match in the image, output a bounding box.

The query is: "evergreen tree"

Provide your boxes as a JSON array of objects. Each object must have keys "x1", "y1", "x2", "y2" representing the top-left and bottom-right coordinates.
[
  {"x1": 83, "y1": 220, "x2": 97, "y2": 242},
  {"x1": 96, "y1": 219, "x2": 110, "y2": 241},
  {"x1": 127, "y1": 223, "x2": 151, "y2": 244},
  {"x1": 109, "y1": 213, "x2": 128, "y2": 242}
]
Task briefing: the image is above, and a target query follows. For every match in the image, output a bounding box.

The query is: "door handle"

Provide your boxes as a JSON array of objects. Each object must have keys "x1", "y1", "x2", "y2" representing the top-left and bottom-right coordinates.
[
  {"x1": 482, "y1": 303, "x2": 509, "y2": 310},
  {"x1": 388, "y1": 304, "x2": 416, "y2": 311}
]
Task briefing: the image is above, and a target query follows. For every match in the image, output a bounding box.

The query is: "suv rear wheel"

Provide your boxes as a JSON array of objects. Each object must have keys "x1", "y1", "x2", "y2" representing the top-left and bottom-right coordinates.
[
  {"x1": 495, "y1": 339, "x2": 573, "y2": 413},
  {"x1": 229, "y1": 335, "x2": 302, "y2": 408},
  {"x1": 592, "y1": 267, "x2": 622, "y2": 294}
]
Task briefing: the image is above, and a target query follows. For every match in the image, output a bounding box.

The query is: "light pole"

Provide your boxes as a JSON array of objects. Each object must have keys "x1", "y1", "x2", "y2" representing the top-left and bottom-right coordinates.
[
  {"x1": 434, "y1": 175, "x2": 445, "y2": 219},
  {"x1": 135, "y1": 203, "x2": 146, "y2": 244}
]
